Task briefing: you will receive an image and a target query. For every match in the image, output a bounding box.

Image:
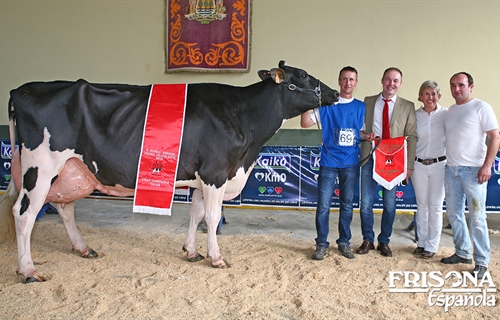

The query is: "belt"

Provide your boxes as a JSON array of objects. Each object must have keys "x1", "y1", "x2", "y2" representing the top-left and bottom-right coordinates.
[{"x1": 415, "y1": 156, "x2": 446, "y2": 165}]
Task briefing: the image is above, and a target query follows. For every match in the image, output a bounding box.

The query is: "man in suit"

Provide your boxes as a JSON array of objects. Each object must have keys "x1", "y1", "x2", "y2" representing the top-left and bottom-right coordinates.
[{"x1": 356, "y1": 67, "x2": 417, "y2": 257}]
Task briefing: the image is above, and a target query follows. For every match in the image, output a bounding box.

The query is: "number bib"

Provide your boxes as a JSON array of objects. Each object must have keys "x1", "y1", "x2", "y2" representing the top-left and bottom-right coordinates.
[{"x1": 336, "y1": 128, "x2": 356, "y2": 146}]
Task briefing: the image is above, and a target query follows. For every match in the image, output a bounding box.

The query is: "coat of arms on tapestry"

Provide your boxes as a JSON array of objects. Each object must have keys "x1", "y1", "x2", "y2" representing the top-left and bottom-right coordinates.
[{"x1": 166, "y1": 0, "x2": 251, "y2": 73}]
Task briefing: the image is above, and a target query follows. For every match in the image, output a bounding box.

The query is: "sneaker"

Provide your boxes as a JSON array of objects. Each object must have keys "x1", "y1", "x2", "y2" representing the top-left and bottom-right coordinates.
[
  {"x1": 440, "y1": 253, "x2": 472, "y2": 265},
  {"x1": 338, "y1": 244, "x2": 355, "y2": 259},
  {"x1": 471, "y1": 265, "x2": 488, "y2": 280},
  {"x1": 312, "y1": 246, "x2": 327, "y2": 260}
]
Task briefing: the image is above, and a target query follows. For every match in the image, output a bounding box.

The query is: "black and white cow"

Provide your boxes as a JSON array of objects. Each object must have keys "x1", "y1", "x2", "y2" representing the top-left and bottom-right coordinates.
[{"x1": 0, "y1": 61, "x2": 339, "y2": 283}]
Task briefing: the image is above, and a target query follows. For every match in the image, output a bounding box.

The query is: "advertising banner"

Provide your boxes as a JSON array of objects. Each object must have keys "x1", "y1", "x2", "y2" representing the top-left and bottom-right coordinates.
[
  {"x1": 1, "y1": 140, "x2": 499, "y2": 212},
  {"x1": 240, "y1": 146, "x2": 301, "y2": 207},
  {"x1": 487, "y1": 155, "x2": 500, "y2": 211},
  {"x1": 298, "y1": 146, "x2": 360, "y2": 209},
  {"x1": 0, "y1": 140, "x2": 16, "y2": 190}
]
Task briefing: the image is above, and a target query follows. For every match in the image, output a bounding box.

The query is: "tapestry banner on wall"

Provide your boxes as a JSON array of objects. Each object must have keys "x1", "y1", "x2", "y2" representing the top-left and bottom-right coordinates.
[{"x1": 165, "y1": 0, "x2": 251, "y2": 73}]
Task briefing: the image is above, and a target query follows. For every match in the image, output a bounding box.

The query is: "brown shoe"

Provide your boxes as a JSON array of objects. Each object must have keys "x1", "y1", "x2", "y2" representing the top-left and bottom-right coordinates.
[
  {"x1": 377, "y1": 243, "x2": 393, "y2": 257},
  {"x1": 355, "y1": 240, "x2": 375, "y2": 254},
  {"x1": 421, "y1": 251, "x2": 435, "y2": 259},
  {"x1": 413, "y1": 247, "x2": 424, "y2": 255}
]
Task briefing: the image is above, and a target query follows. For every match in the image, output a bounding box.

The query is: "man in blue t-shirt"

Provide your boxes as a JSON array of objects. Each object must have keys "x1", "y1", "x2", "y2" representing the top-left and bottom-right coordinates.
[{"x1": 301, "y1": 66, "x2": 374, "y2": 260}]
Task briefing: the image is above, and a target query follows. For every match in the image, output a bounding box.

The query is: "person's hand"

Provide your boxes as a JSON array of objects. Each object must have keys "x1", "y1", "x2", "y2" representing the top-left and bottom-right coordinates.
[
  {"x1": 364, "y1": 132, "x2": 377, "y2": 142},
  {"x1": 405, "y1": 169, "x2": 414, "y2": 185},
  {"x1": 477, "y1": 165, "x2": 492, "y2": 184},
  {"x1": 407, "y1": 169, "x2": 413, "y2": 178}
]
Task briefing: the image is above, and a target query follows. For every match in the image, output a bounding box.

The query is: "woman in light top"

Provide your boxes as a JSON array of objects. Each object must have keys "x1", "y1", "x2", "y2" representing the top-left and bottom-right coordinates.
[{"x1": 412, "y1": 81, "x2": 447, "y2": 259}]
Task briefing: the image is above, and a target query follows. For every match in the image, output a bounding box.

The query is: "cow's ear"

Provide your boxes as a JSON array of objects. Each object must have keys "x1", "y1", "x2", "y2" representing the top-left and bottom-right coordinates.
[
  {"x1": 270, "y1": 68, "x2": 286, "y2": 84},
  {"x1": 258, "y1": 70, "x2": 271, "y2": 81},
  {"x1": 258, "y1": 68, "x2": 287, "y2": 84}
]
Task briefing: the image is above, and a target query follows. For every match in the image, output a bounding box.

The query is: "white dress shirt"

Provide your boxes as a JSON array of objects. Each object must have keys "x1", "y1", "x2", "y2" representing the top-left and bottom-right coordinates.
[
  {"x1": 415, "y1": 104, "x2": 447, "y2": 159},
  {"x1": 372, "y1": 94, "x2": 396, "y2": 137}
]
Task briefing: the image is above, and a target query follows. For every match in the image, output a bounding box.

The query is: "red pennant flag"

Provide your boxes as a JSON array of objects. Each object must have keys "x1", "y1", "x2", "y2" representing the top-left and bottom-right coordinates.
[{"x1": 373, "y1": 136, "x2": 407, "y2": 190}]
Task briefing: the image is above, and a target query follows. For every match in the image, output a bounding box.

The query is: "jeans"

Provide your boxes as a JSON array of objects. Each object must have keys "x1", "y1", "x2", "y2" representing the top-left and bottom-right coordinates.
[
  {"x1": 445, "y1": 165, "x2": 490, "y2": 267},
  {"x1": 315, "y1": 165, "x2": 358, "y2": 248},
  {"x1": 360, "y1": 157, "x2": 397, "y2": 244}
]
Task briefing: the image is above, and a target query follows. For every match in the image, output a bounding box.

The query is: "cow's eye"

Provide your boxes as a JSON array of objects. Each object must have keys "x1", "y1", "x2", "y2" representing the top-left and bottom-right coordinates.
[{"x1": 301, "y1": 73, "x2": 308, "y2": 79}]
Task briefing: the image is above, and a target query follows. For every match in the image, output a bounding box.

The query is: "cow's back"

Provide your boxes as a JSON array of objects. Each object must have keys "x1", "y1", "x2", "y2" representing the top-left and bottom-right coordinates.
[{"x1": 10, "y1": 79, "x2": 151, "y2": 188}]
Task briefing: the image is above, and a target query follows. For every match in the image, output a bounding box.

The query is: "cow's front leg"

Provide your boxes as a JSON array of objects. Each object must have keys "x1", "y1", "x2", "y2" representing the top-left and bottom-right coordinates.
[
  {"x1": 52, "y1": 202, "x2": 98, "y2": 258},
  {"x1": 183, "y1": 189, "x2": 205, "y2": 262},
  {"x1": 204, "y1": 206, "x2": 226, "y2": 268},
  {"x1": 203, "y1": 185, "x2": 227, "y2": 268}
]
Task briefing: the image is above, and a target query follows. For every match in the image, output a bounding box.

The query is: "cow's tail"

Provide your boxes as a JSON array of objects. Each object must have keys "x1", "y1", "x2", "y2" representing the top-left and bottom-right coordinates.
[
  {"x1": 8, "y1": 97, "x2": 16, "y2": 158},
  {"x1": 0, "y1": 181, "x2": 18, "y2": 244},
  {"x1": 0, "y1": 99, "x2": 19, "y2": 244}
]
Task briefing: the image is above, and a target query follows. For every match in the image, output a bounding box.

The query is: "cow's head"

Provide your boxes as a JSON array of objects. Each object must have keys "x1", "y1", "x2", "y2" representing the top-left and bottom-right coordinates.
[{"x1": 258, "y1": 61, "x2": 339, "y2": 118}]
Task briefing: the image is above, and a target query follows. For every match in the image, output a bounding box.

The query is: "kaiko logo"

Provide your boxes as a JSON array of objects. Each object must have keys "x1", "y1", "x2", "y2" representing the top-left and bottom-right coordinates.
[
  {"x1": 309, "y1": 150, "x2": 321, "y2": 171},
  {"x1": 389, "y1": 270, "x2": 496, "y2": 312},
  {"x1": 255, "y1": 153, "x2": 291, "y2": 171},
  {"x1": 1, "y1": 141, "x2": 17, "y2": 160}
]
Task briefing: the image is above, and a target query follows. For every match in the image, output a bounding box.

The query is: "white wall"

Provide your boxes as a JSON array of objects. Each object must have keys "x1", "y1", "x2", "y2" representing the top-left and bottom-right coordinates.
[{"x1": 1, "y1": 0, "x2": 500, "y2": 128}]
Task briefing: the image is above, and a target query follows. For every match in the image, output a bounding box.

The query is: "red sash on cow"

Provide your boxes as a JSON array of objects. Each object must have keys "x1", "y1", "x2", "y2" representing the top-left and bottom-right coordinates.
[
  {"x1": 372, "y1": 136, "x2": 407, "y2": 190},
  {"x1": 133, "y1": 84, "x2": 187, "y2": 215}
]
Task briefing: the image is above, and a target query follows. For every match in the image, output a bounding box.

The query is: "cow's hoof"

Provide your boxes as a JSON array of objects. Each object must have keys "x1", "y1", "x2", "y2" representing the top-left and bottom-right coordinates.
[
  {"x1": 84, "y1": 248, "x2": 99, "y2": 259},
  {"x1": 25, "y1": 275, "x2": 46, "y2": 284},
  {"x1": 211, "y1": 263, "x2": 225, "y2": 269},
  {"x1": 72, "y1": 248, "x2": 99, "y2": 259},
  {"x1": 212, "y1": 259, "x2": 231, "y2": 268},
  {"x1": 187, "y1": 253, "x2": 205, "y2": 262}
]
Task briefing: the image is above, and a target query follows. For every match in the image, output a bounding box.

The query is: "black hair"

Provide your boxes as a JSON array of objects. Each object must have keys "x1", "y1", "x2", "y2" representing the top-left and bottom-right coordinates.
[{"x1": 450, "y1": 72, "x2": 474, "y2": 86}]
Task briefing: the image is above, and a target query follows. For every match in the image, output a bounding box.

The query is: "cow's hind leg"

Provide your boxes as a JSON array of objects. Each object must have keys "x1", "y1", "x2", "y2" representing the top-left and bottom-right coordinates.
[
  {"x1": 183, "y1": 189, "x2": 205, "y2": 262},
  {"x1": 13, "y1": 129, "x2": 79, "y2": 283},
  {"x1": 13, "y1": 174, "x2": 54, "y2": 283},
  {"x1": 52, "y1": 202, "x2": 98, "y2": 258}
]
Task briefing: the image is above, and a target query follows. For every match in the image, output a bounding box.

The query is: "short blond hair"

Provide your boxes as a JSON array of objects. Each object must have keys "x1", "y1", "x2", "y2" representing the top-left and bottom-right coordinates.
[{"x1": 418, "y1": 80, "x2": 440, "y2": 102}]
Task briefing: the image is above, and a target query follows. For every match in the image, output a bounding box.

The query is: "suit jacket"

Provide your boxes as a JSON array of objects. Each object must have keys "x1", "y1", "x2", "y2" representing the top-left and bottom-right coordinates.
[{"x1": 360, "y1": 94, "x2": 417, "y2": 170}]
